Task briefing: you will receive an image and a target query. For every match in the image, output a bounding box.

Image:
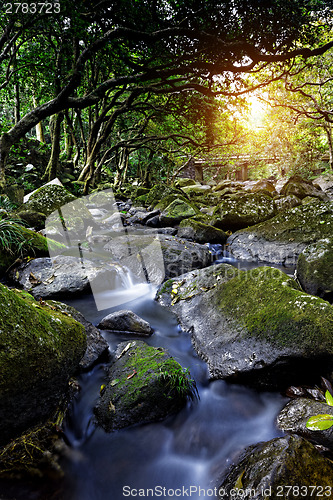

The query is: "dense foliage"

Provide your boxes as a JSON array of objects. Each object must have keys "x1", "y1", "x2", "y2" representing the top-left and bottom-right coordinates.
[{"x1": 0, "y1": 0, "x2": 332, "y2": 192}]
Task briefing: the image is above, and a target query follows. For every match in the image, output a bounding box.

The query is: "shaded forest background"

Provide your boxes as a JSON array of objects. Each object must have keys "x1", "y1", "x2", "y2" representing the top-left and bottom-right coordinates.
[{"x1": 1, "y1": 0, "x2": 333, "y2": 198}]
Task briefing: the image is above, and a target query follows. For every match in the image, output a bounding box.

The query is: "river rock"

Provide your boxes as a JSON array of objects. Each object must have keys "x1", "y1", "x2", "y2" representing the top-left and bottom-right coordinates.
[
  {"x1": 159, "y1": 198, "x2": 198, "y2": 226},
  {"x1": 174, "y1": 178, "x2": 198, "y2": 188},
  {"x1": 280, "y1": 174, "x2": 328, "y2": 200},
  {"x1": 212, "y1": 192, "x2": 277, "y2": 231},
  {"x1": 103, "y1": 233, "x2": 212, "y2": 279},
  {"x1": 98, "y1": 309, "x2": 153, "y2": 336},
  {"x1": 0, "y1": 284, "x2": 86, "y2": 444},
  {"x1": 296, "y1": 238, "x2": 333, "y2": 302},
  {"x1": 16, "y1": 210, "x2": 47, "y2": 230},
  {"x1": 94, "y1": 340, "x2": 195, "y2": 431},
  {"x1": 22, "y1": 184, "x2": 77, "y2": 216},
  {"x1": 227, "y1": 200, "x2": 333, "y2": 266},
  {"x1": 146, "y1": 183, "x2": 184, "y2": 209},
  {"x1": 250, "y1": 179, "x2": 277, "y2": 196},
  {"x1": 314, "y1": 173, "x2": 333, "y2": 199},
  {"x1": 277, "y1": 398, "x2": 333, "y2": 450},
  {"x1": 9, "y1": 255, "x2": 124, "y2": 299},
  {"x1": 48, "y1": 300, "x2": 109, "y2": 370},
  {"x1": 218, "y1": 435, "x2": 333, "y2": 499},
  {"x1": 274, "y1": 194, "x2": 301, "y2": 212},
  {"x1": 157, "y1": 264, "x2": 333, "y2": 390},
  {"x1": 177, "y1": 218, "x2": 227, "y2": 244}
]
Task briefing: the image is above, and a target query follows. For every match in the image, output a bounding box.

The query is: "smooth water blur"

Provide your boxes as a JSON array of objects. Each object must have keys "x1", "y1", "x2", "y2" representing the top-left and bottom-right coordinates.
[{"x1": 59, "y1": 290, "x2": 287, "y2": 500}]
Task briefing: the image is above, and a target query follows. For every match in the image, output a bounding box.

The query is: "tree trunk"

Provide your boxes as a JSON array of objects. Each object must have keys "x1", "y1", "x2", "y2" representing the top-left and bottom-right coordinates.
[
  {"x1": 42, "y1": 113, "x2": 64, "y2": 181},
  {"x1": 32, "y1": 94, "x2": 45, "y2": 142},
  {"x1": 114, "y1": 147, "x2": 129, "y2": 188},
  {"x1": 324, "y1": 123, "x2": 333, "y2": 170},
  {"x1": 0, "y1": 134, "x2": 12, "y2": 190}
]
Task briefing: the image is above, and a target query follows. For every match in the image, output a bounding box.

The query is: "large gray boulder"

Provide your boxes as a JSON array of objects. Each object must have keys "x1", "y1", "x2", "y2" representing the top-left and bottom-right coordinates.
[
  {"x1": 104, "y1": 233, "x2": 212, "y2": 279},
  {"x1": 9, "y1": 255, "x2": 124, "y2": 299},
  {"x1": 218, "y1": 435, "x2": 333, "y2": 499},
  {"x1": 280, "y1": 174, "x2": 328, "y2": 200},
  {"x1": 22, "y1": 184, "x2": 77, "y2": 216},
  {"x1": 296, "y1": 238, "x2": 333, "y2": 302},
  {"x1": 227, "y1": 200, "x2": 333, "y2": 266},
  {"x1": 0, "y1": 284, "x2": 86, "y2": 444},
  {"x1": 157, "y1": 264, "x2": 333, "y2": 390},
  {"x1": 94, "y1": 340, "x2": 196, "y2": 431}
]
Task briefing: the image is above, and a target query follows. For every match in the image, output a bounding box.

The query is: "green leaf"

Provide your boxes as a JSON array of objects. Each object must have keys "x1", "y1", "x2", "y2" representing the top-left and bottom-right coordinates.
[
  {"x1": 306, "y1": 414, "x2": 333, "y2": 431},
  {"x1": 325, "y1": 390, "x2": 333, "y2": 406}
]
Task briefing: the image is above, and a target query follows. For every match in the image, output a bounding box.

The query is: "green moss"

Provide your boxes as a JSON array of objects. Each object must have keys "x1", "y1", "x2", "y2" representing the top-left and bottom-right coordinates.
[
  {"x1": 217, "y1": 267, "x2": 333, "y2": 349},
  {"x1": 23, "y1": 185, "x2": 77, "y2": 216},
  {"x1": 240, "y1": 201, "x2": 333, "y2": 243},
  {"x1": 0, "y1": 283, "x2": 86, "y2": 397}
]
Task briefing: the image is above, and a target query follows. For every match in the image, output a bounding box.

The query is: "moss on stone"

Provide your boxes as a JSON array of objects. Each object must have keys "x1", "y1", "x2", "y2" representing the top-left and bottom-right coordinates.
[
  {"x1": 238, "y1": 200, "x2": 333, "y2": 244},
  {"x1": 178, "y1": 218, "x2": 227, "y2": 243},
  {"x1": 217, "y1": 266, "x2": 333, "y2": 349},
  {"x1": 0, "y1": 284, "x2": 86, "y2": 443},
  {"x1": 95, "y1": 341, "x2": 195, "y2": 431},
  {"x1": 23, "y1": 185, "x2": 77, "y2": 216}
]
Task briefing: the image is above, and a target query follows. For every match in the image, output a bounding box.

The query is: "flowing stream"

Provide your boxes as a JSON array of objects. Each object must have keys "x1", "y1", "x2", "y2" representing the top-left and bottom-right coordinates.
[
  {"x1": 56, "y1": 253, "x2": 290, "y2": 500},
  {"x1": 0, "y1": 251, "x2": 293, "y2": 500}
]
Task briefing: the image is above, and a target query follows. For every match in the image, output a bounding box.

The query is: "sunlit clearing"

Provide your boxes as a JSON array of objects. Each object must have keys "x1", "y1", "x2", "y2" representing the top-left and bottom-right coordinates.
[{"x1": 248, "y1": 95, "x2": 267, "y2": 128}]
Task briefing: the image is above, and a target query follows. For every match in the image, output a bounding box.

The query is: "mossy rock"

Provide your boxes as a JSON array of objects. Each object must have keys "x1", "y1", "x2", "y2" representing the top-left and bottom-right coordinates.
[
  {"x1": 0, "y1": 284, "x2": 86, "y2": 444},
  {"x1": 174, "y1": 178, "x2": 197, "y2": 188},
  {"x1": 133, "y1": 194, "x2": 148, "y2": 206},
  {"x1": 159, "y1": 198, "x2": 198, "y2": 226},
  {"x1": 227, "y1": 200, "x2": 333, "y2": 265},
  {"x1": 274, "y1": 194, "x2": 301, "y2": 212},
  {"x1": 178, "y1": 218, "x2": 227, "y2": 244},
  {"x1": 180, "y1": 184, "x2": 212, "y2": 196},
  {"x1": 94, "y1": 340, "x2": 196, "y2": 431},
  {"x1": 212, "y1": 192, "x2": 277, "y2": 231},
  {"x1": 145, "y1": 183, "x2": 184, "y2": 208},
  {"x1": 16, "y1": 210, "x2": 46, "y2": 230},
  {"x1": 219, "y1": 435, "x2": 333, "y2": 499},
  {"x1": 281, "y1": 174, "x2": 327, "y2": 200},
  {"x1": 297, "y1": 238, "x2": 333, "y2": 302},
  {"x1": 157, "y1": 264, "x2": 333, "y2": 390},
  {"x1": 23, "y1": 184, "x2": 77, "y2": 216}
]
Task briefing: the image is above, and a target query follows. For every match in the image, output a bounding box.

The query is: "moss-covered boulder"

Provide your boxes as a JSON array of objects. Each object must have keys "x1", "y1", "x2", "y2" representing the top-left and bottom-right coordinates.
[
  {"x1": 181, "y1": 184, "x2": 212, "y2": 196},
  {"x1": 177, "y1": 218, "x2": 227, "y2": 244},
  {"x1": 274, "y1": 194, "x2": 301, "y2": 212},
  {"x1": 94, "y1": 340, "x2": 196, "y2": 431},
  {"x1": 277, "y1": 397, "x2": 333, "y2": 451},
  {"x1": 314, "y1": 173, "x2": 333, "y2": 199},
  {"x1": 296, "y1": 238, "x2": 333, "y2": 302},
  {"x1": 212, "y1": 192, "x2": 277, "y2": 231},
  {"x1": 0, "y1": 284, "x2": 86, "y2": 444},
  {"x1": 22, "y1": 184, "x2": 77, "y2": 216},
  {"x1": 250, "y1": 179, "x2": 277, "y2": 196},
  {"x1": 145, "y1": 184, "x2": 184, "y2": 209},
  {"x1": 159, "y1": 198, "x2": 198, "y2": 226},
  {"x1": 281, "y1": 174, "x2": 328, "y2": 200},
  {"x1": 218, "y1": 435, "x2": 333, "y2": 499},
  {"x1": 227, "y1": 200, "x2": 333, "y2": 266},
  {"x1": 157, "y1": 264, "x2": 333, "y2": 390},
  {"x1": 174, "y1": 178, "x2": 197, "y2": 188},
  {"x1": 16, "y1": 210, "x2": 46, "y2": 230}
]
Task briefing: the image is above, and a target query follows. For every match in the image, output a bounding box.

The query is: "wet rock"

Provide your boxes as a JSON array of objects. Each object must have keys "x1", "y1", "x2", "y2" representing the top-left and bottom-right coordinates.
[
  {"x1": 296, "y1": 238, "x2": 333, "y2": 302},
  {"x1": 9, "y1": 255, "x2": 124, "y2": 299},
  {"x1": 218, "y1": 435, "x2": 333, "y2": 499},
  {"x1": 48, "y1": 301, "x2": 109, "y2": 370},
  {"x1": 0, "y1": 284, "x2": 86, "y2": 444},
  {"x1": 94, "y1": 340, "x2": 195, "y2": 431},
  {"x1": 177, "y1": 218, "x2": 227, "y2": 244},
  {"x1": 280, "y1": 174, "x2": 328, "y2": 200},
  {"x1": 277, "y1": 398, "x2": 333, "y2": 450},
  {"x1": 157, "y1": 264, "x2": 333, "y2": 390},
  {"x1": 227, "y1": 200, "x2": 333, "y2": 266},
  {"x1": 104, "y1": 233, "x2": 212, "y2": 279},
  {"x1": 212, "y1": 192, "x2": 277, "y2": 231},
  {"x1": 98, "y1": 309, "x2": 153, "y2": 336}
]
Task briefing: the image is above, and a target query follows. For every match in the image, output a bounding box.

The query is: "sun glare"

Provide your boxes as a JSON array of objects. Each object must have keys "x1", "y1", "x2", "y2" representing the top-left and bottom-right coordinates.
[{"x1": 248, "y1": 95, "x2": 267, "y2": 127}]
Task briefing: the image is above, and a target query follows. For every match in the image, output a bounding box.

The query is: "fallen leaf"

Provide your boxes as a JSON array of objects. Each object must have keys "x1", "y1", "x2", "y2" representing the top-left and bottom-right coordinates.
[{"x1": 127, "y1": 370, "x2": 137, "y2": 380}]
